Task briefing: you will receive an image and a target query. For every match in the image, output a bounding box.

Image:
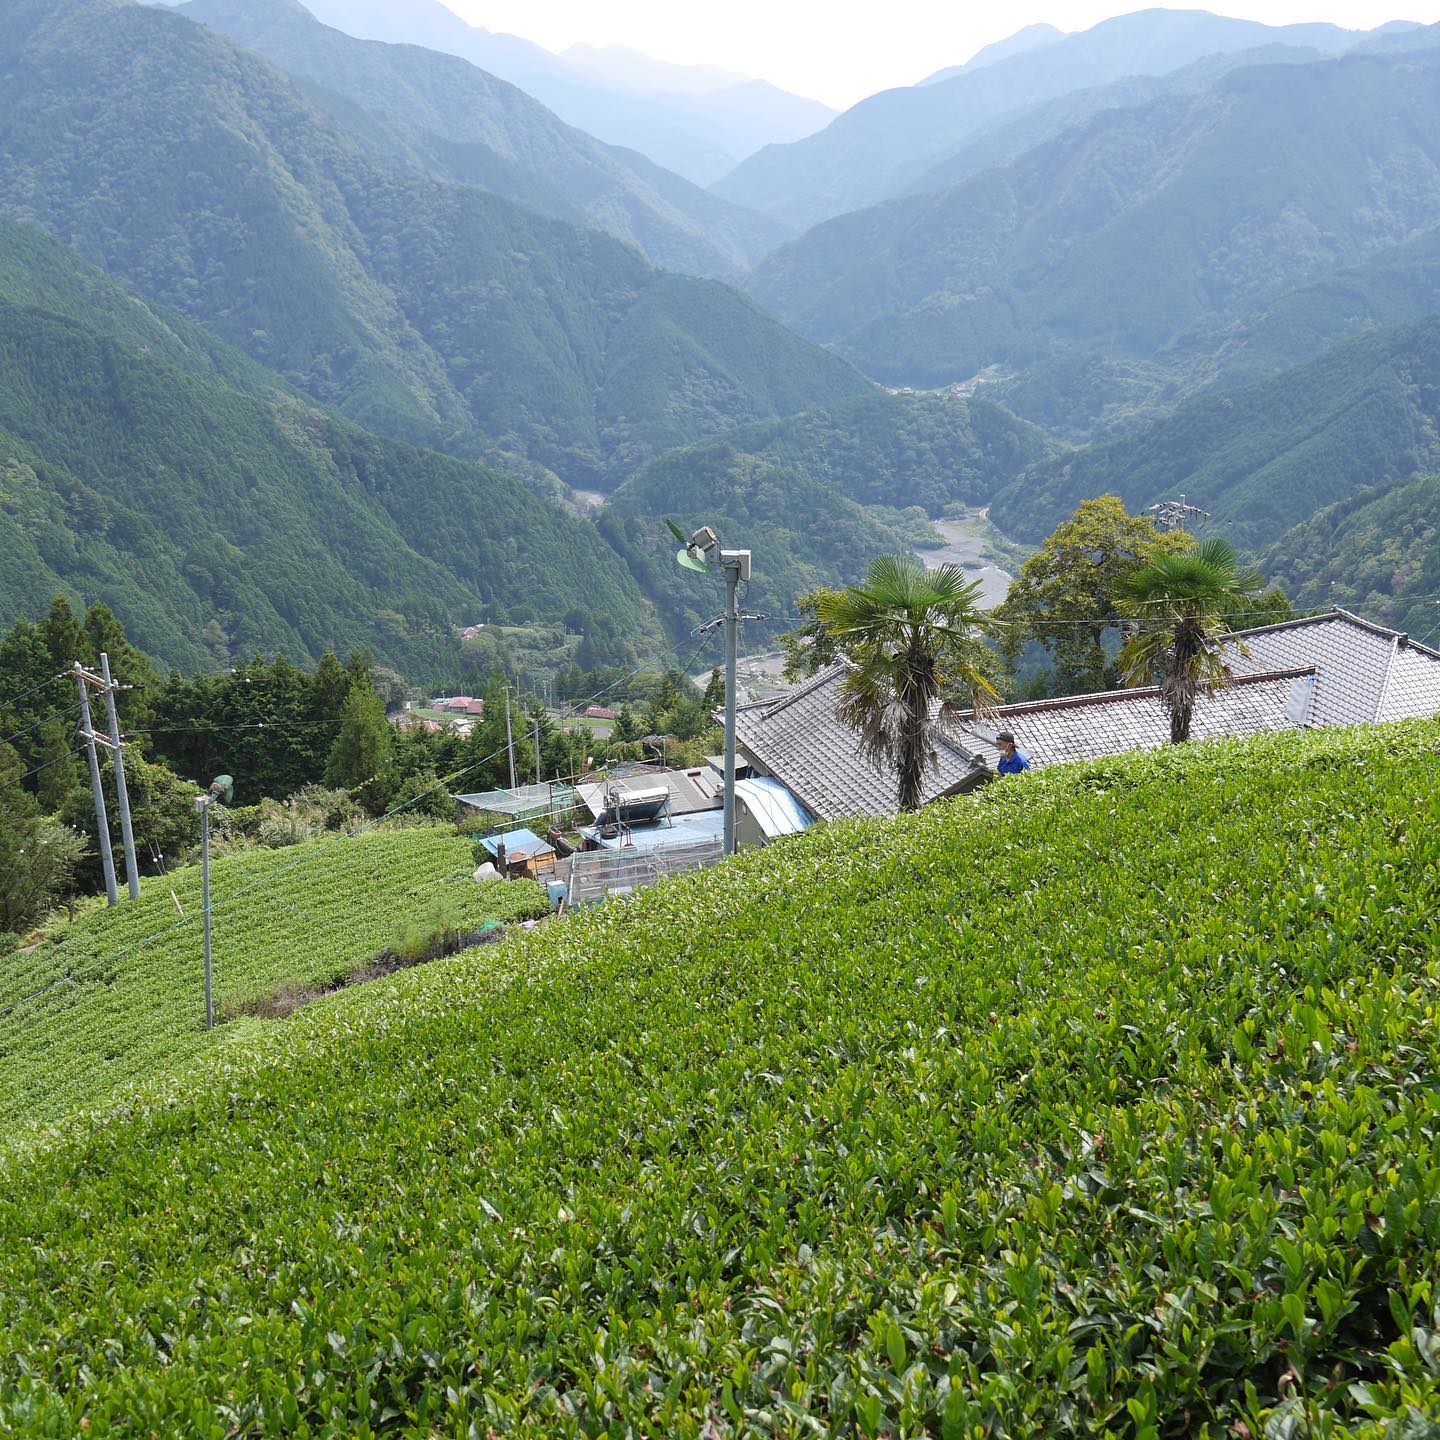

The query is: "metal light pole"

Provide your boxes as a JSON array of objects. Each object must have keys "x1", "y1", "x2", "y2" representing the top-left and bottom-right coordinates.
[
  {"x1": 194, "y1": 775, "x2": 233, "y2": 1031},
  {"x1": 195, "y1": 792, "x2": 213, "y2": 1030},
  {"x1": 74, "y1": 662, "x2": 118, "y2": 907},
  {"x1": 99, "y1": 652, "x2": 140, "y2": 899},
  {"x1": 672, "y1": 522, "x2": 750, "y2": 858},
  {"x1": 721, "y1": 553, "x2": 741, "y2": 858},
  {"x1": 504, "y1": 685, "x2": 517, "y2": 790}
]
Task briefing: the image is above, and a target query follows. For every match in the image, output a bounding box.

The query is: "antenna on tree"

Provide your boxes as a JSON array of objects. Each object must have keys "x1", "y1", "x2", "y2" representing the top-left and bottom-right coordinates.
[{"x1": 1146, "y1": 494, "x2": 1211, "y2": 532}]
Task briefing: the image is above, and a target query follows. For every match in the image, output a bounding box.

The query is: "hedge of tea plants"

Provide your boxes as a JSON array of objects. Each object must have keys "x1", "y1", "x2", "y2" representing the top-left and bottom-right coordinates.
[
  {"x1": 0, "y1": 829, "x2": 549, "y2": 1132},
  {"x1": 0, "y1": 723, "x2": 1438, "y2": 1437}
]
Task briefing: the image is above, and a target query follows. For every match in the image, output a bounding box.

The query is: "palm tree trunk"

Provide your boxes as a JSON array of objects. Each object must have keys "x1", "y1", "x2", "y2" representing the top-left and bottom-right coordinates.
[
  {"x1": 1169, "y1": 619, "x2": 1201, "y2": 744},
  {"x1": 898, "y1": 652, "x2": 928, "y2": 811}
]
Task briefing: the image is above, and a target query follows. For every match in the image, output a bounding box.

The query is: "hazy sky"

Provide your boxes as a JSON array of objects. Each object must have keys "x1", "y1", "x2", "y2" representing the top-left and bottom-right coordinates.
[{"x1": 443, "y1": 0, "x2": 1436, "y2": 107}]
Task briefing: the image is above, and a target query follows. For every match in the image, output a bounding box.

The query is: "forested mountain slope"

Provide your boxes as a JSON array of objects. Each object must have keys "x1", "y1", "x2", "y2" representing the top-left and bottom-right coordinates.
[
  {"x1": 749, "y1": 50, "x2": 1440, "y2": 395},
  {"x1": 0, "y1": 0, "x2": 868, "y2": 489},
  {"x1": 991, "y1": 314, "x2": 1440, "y2": 551},
  {"x1": 176, "y1": 0, "x2": 789, "y2": 279},
  {"x1": 600, "y1": 393, "x2": 1050, "y2": 641},
  {"x1": 1, "y1": 723, "x2": 1437, "y2": 1432},
  {"x1": 900, "y1": 42, "x2": 1325, "y2": 200},
  {"x1": 1266, "y1": 473, "x2": 1440, "y2": 637},
  {"x1": 0, "y1": 222, "x2": 658, "y2": 675},
  {"x1": 713, "y1": 8, "x2": 1371, "y2": 230}
]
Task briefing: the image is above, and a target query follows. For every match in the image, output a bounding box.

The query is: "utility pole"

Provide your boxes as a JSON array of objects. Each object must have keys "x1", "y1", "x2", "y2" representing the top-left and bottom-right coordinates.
[
  {"x1": 99, "y1": 652, "x2": 140, "y2": 899},
  {"x1": 73, "y1": 662, "x2": 118, "y2": 907},
  {"x1": 504, "y1": 684, "x2": 517, "y2": 790},
  {"x1": 533, "y1": 711, "x2": 541, "y2": 788},
  {"x1": 197, "y1": 792, "x2": 213, "y2": 1030}
]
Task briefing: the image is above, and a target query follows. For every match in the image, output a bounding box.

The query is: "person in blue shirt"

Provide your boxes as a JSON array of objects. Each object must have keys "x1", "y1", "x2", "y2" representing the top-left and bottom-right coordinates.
[{"x1": 995, "y1": 730, "x2": 1031, "y2": 775}]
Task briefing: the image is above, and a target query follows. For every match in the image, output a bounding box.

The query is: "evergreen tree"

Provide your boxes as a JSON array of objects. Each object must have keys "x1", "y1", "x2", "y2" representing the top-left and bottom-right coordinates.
[
  {"x1": 40, "y1": 596, "x2": 84, "y2": 676},
  {"x1": 81, "y1": 603, "x2": 158, "y2": 730},
  {"x1": 703, "y1": 667, "x2": 724, "y2": 709},
  {"x1": 35, "y1": 716, "x2": 78, "y2": 814},
  {"x1": 0, "y1": 740, "x2": 42, "y2": 934},
  {"x1": 611, "y1": 706, "x2": 642, "y2": 744},
  {"x1": 324, "y1": 684, "x2": 393, "y2": 814}
]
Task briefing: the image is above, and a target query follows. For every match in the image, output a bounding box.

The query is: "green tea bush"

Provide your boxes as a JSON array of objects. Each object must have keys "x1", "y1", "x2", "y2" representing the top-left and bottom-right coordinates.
[
  {"x1": 0, "y1": 723, "x2": 1437, "y2": 1436},
  {"x1": 0, "y1": 830, "x2": 549, "y2": 1130}
]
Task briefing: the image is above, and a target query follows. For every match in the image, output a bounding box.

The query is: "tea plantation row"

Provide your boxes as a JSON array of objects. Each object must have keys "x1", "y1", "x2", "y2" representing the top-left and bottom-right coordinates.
[
  {"x1": 0, "y1": 829, "x2": 549, "y2": 1131},
  {"x1": 1, "y1": 724, "x2": 1437, "y2": 1436}
]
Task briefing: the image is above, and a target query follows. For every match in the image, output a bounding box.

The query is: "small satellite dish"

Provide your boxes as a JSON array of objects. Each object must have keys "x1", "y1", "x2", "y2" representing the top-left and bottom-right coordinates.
[{"x1": 676, "y1": 548, "x2": 712, "y2": 573}]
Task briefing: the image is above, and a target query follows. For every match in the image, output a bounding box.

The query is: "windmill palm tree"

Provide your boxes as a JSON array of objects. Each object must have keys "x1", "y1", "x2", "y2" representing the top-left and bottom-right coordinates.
[
  {"x1": 1116, "y1": 537, "x2": 1264, "y2": 744},
  {"x1": 815, "y1": 556, "x2": 998, "y2": 812}
]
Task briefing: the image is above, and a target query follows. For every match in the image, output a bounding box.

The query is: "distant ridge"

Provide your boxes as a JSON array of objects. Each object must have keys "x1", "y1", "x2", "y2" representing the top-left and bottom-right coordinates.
[
  {"x1": 920, "y1": 23, "x2": 1066, "y2": 85},
  {"x1": 178, "y1": 0, "x2": 790, "y2": 278},
  {"x1": 715, "y1": 8, "x2": 1389, "y2": 229}
]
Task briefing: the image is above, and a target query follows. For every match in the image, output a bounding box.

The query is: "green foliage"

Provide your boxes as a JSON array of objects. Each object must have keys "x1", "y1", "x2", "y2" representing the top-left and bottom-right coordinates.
[
  {"x1": 0, "y1": 828, "x2": 549, "y2": 1129},
  {"x1": 324, "y1": 683, "x2": 394, "y2": 814},
  {"x1": 600, "y1": 392, "x2": 1044, "y2": 646},
  {"x1": 1117, "y1": 537, "x2": 1267, "y2": 743},
  {"x1": 993, "y1": 497, "x2": 1196, "y2": 695},
  {"x1": 393, "y1": 896, "x2": 466, "y2": 963},
  {"x1": 0, "y1": 725, "x2": 1437, "y2": 1431},
  {"x1": 1266, "y1": 472, "x2": 1440, "y2": 636},
  {"x1": 815, "y1": 556, "x2": 998, "y2": 810},
  {"x1": 58, "y1": 750, "x2": 201, "y2": 892},
  {"x1": 0, "y1": 243, "x2": 660, "y2": 676}
]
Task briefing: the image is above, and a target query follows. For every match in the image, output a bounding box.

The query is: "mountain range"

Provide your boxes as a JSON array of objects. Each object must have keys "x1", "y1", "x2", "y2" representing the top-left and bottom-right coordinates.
[
  {"x1": 6, "y1": 0, "x2": 1440, "y2": 682},
  {"x1": 748, "y1": 46, "x2": 1440, "y2": 416},
  {"x1": 196, "y1": 0, "x2": 837, "y2": 184},
  {"x1": 0, "y1": 0, "x2": 868, "y2": 491},
  {"x1": 0, "y1": 220, "x2": 657, "y2": 675},
  {"x1": 175, "y1": 0, "x2": 791, "y2": 278},
  {"x1": 713, "y1": 8, "x2": 1393, "y2": 230}
]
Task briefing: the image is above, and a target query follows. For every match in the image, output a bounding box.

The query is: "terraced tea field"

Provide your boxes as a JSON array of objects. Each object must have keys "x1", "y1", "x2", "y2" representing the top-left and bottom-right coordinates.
[
  {"x1": 0, "y1": 828, "x2": 548, "y2": 1131},
  {"x1": 0, "y1": 723, "x2": 1437, "y2": 1436}
]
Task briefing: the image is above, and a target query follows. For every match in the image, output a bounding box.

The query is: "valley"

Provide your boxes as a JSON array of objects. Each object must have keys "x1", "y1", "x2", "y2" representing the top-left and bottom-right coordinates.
[{"x1": 3, "y1": 4, "x2": 1440, "y2": 1429}]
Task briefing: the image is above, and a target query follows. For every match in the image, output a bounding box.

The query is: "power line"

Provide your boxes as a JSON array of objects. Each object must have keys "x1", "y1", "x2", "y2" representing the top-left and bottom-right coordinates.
[
  {"x1": 0, "y1": 628, "x2": 720, "y2": 1025},
  {"x1": 0, "y1": 673, "x2": 67, "y2": 712},
  {"x1": 12, "y1": 746, "x2": 85, "y2": 787},
  {"x1": 0, "y1": 711, "x2": 66, "y2": 750}
]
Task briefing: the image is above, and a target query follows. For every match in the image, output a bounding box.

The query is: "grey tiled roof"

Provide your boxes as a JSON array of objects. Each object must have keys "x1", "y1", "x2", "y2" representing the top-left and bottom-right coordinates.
[
  {"x1": 1226, "y1": 609, "x2": 1440, "y2": 726},
  {"x1": 733, "y1": 664, "x2": 986, "y2": 821},
  {"x1": 953, "y1": 669, "x2": 1313, "y2": 771}
]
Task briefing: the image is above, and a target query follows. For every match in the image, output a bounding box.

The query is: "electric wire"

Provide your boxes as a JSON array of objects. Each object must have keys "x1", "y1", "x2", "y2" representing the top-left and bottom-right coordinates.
[{"x1": 0, "y1": 627, "x2": 723, "y2": 1024}]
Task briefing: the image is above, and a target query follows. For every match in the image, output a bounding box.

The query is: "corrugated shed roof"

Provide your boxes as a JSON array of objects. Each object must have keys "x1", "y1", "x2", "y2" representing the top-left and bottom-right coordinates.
[
  {"x1": 733, "y1": 664, "x2": 985, "y2": 821},
  {"x1": 954, "y1": 670, "x2": 1313, "y2": 770},
  {"x1": 1226, "y1": 608, "x2": 1440, "y2": 725},
  {"x1": 734, "y1": 776, "x2": 814, "y2": 838}
]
